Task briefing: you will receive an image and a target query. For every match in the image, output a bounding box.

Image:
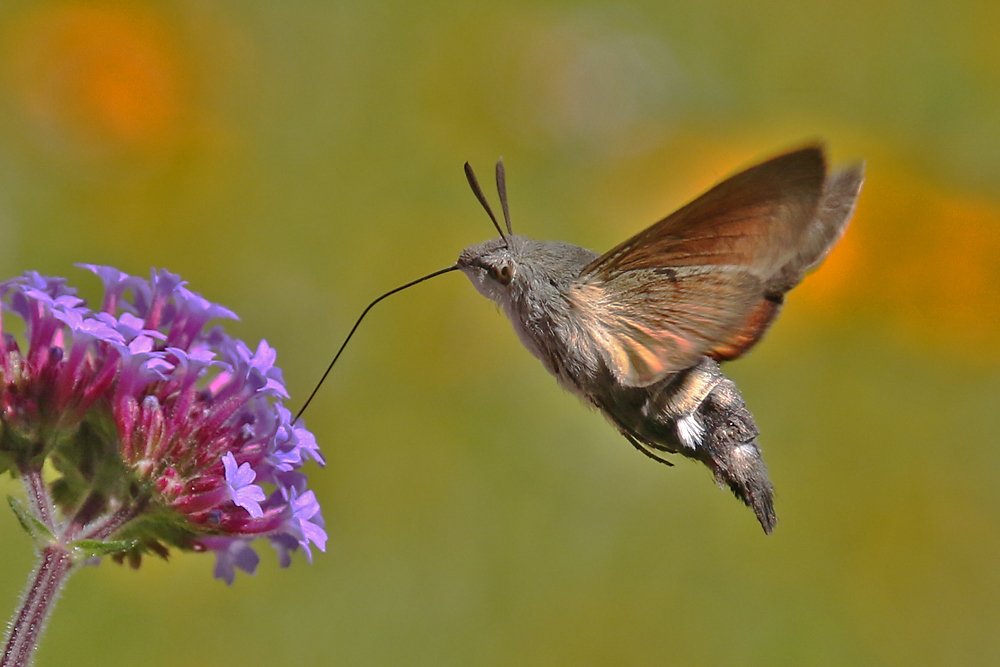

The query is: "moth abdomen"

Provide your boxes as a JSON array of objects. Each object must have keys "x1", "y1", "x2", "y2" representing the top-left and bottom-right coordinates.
[
  {"x1": 603, "y1": 357, "x2": 775, "y2": 533},
  {"x1": 692, "y1": 372, "x2": 775, "y2": 534}
]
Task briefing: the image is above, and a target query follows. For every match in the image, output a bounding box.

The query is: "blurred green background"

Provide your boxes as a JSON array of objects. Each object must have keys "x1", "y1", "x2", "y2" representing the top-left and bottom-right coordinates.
[{"x1": 1, "y1": 1, "x2": 999, "y2": 665}]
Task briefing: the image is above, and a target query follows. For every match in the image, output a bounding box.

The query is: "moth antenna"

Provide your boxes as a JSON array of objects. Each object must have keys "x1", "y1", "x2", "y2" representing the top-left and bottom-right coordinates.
[
  {"x1": 464, "y1": 162, "x2": 506, "y2": 240},
  {"x1": 495, "y1": 158, "x2": 513, "y2": 236},
  {"x1": 293, "y1": 264, "x2": 460, "y2": 424}
]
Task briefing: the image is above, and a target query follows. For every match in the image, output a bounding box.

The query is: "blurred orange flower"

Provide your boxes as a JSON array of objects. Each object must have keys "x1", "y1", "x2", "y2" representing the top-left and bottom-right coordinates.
[{"x1": 2, "y1": 2, "x2": 189, "y2": 162}]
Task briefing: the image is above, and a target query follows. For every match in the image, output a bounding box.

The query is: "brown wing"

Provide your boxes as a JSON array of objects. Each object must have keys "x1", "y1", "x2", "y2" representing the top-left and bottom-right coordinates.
[
  {"x1": 571, "y1": 146, "x2": 858, "y2": 387},
  {"x1": 584, "y1": 146, "x2": 827, "y2": 278},
  {"x1": 568, "y1": 266, "x2": 766, "y2": 386}
]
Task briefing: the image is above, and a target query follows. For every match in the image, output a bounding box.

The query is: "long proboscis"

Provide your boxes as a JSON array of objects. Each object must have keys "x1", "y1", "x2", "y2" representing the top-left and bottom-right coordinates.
[{"x1": 293, "y1": 265, "x2": 460, "y2": 423}]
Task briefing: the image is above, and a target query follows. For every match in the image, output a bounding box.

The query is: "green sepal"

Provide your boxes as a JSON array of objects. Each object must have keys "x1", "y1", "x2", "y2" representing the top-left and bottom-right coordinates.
[
  {"x1": 68, "y1": 538, "x2": 140, "y2": 563},
  {"x1": 112, "y1": 507, "x2": 200, "y2": 560},
  {"x1": 7, "y1": 495, "x2": 55, "y2": 545},
  {"x1": 49, "y1": 416, "x2": 133, "y2": 514}
]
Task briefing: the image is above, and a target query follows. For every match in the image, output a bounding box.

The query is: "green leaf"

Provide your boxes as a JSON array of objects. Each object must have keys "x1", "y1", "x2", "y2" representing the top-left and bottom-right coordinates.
[
  {"x1": 7, "y1": 495, "x2": 55, "y2": 544},
  {"x1": 68, "y1": 538, "x2": 140, "y2": 563}
]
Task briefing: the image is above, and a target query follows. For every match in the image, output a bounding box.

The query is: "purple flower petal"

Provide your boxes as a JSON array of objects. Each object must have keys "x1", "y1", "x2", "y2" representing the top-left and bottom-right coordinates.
[
  {"x1": 223, "y1": 452, "x2": 265, "y2": 518},
  {"x1": 287, "y1": 489, "x2": 327, "y2": 560},
  {"x1": 201, "y1": 538, "x2": 260, "y2": 585}
]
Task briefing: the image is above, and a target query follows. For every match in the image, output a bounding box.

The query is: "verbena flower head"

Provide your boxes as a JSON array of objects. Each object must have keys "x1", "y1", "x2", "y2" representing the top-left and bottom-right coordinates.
[{"x1": 0, "y1": 266, "x2": 326, "y2": 584}]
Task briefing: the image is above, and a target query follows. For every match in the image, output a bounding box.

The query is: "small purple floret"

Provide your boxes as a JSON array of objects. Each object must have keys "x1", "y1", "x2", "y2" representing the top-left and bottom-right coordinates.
[
  {"x1": 287, "y1": 489, "x2": 327, "y2": 561},
  {"x1": 201, "y1": 537, "x2": 261, "y2": 586},
  {"x1": 223, "y1": 452, "x2": 266, "y2": 519}
]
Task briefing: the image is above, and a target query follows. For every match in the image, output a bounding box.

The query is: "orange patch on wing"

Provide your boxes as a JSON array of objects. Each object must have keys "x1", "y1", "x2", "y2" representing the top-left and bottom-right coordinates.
[{"x1": 709, "y1": 297, "x2": 782, "y2": 361}]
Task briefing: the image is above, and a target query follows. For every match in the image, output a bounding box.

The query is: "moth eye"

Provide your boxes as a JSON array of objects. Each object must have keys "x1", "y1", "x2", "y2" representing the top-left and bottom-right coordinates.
[{"x1": 490, "y1": 263, "x2": 514, "y2": 286}]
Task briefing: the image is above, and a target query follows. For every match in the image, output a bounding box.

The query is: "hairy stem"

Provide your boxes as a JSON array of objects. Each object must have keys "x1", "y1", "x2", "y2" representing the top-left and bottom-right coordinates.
[
  {"x1": 1, "y1": 544, "x2": 74, "y2": 667},
  {"x1": 22, "y1": 470, "x2": 54, "y2": 530},
  {"x1": 78, "y1": 502, "x2": 138, "y2": 541}
]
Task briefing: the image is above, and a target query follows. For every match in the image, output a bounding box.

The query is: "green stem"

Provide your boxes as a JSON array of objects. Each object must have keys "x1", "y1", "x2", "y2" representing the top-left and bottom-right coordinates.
[{"x1": 1, "y1": 544, "x2": 75, "y2": 667}]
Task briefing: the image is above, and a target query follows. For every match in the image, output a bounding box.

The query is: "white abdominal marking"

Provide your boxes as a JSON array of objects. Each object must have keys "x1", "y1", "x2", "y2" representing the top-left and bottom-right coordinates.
[{"x1": 676, "y1": 414, "x2": 704, "y2": 450}]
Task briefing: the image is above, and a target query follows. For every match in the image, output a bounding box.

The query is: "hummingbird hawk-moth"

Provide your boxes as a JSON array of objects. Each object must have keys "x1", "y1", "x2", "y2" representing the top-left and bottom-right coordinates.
[{"x1": 455, "y1": 146, "x2": 864, "y2": 533}]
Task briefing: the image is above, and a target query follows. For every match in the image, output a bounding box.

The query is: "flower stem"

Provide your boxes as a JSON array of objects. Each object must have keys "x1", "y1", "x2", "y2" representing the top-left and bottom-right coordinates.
[
  {"x1": 78, "y1": 502, "x2": 138, "y2": 541},
  {"x1": 23, "y1": 470, "x2": 54, "y2": 529},
  {"x1": 1, "y1": 544, "x2": 75, "y2": 667}
]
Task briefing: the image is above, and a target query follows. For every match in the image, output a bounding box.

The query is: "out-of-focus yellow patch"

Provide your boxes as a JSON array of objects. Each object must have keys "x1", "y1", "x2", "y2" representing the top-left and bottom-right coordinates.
[
  {"x1": 797, "y1": 152, "x2": 1000, "y2": 361},
  {"x1": 890, "y1": 187, "x2": 1000, "y2": 357},
  {"x1": 1, "y1": 2, "x2": 190, "y2": 163}
]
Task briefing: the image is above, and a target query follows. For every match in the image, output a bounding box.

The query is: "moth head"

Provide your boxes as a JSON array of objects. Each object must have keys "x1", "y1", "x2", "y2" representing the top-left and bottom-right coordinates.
[
  {"x1": 457, "y1": 237, "x2": 520, "y2": 302},
  {"x1": 457, "y1": 159, "x2": 519, "y2": 303}
]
